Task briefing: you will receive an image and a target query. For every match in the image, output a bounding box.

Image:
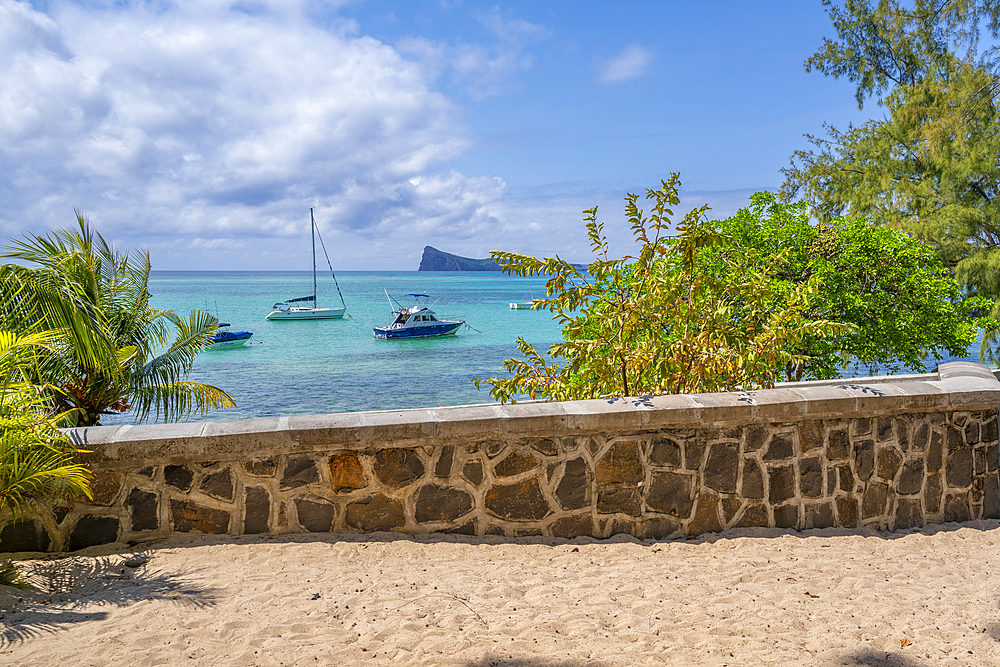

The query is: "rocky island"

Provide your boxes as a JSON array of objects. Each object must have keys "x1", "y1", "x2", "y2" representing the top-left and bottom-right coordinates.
[{"x1": 418, "y1": 246, "x2": 500, "y2": 271}]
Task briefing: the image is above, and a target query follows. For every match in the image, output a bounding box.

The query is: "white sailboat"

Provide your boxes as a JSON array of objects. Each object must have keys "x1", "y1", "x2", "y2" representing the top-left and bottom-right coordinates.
[{"x1": 265, "y1": 209, "x2": 348, "y2": 320}]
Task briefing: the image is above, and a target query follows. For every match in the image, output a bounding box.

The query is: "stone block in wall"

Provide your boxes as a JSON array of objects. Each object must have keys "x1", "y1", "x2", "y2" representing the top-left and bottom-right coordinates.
[
  {"x1": 550, "y1": 514, "x2": 594, "y2": 539},
  {"x1": 485, "y1": 477, "x2": 551, "y2": 521},
  {"x1": 773, "y1": 503, "x2": 798, "y2": 529},
  {"x1": 126, "y1": 488, "x2": 159, "y2": 531},
  {"x1": 164, "y1": 465, "x2": 195, "y2": 491},
  {"x1": 0, "y1": 520, "x2": 51, "y2": 552},
  {"x1": 744, "y1": 425, "x2": 767, "y2": 452},
  {"x1": 740, "y1": 459, "x2": 764, "y2": 499},
  {"x1": 434, "y1": 446, "x2": 454, "y2": 478},
  {"x1": 805, "y1": 502, "x2": 834, "y2": 529},
  {"x1": 876, "y1": 447, "x2": 903, "y2": 482},
  {"x1": 649, "y1": 435, "x2": 682, "y2": 467},
  {"x1": 345, "y1": 494, "x2": 405, "y2": 531},
  {"x1": 642, "y1": 516, "x2": 680, "y2": 539},
  {"x1": 799, "y1": 457, "x2": 823, "y2": 498},
  {"x1": 373, "y1": 449, "x2": 424, "y2": 488},
  {"x1": 895, "y1": 498, "x2": 923, "y2": 529},
  {"x1": 984, "y1": 473, "x2": 999, "y2": 518},
  {"x1": 763, "y1": 432, "x2": 794, "y2": 461},
  {"x1": 595, "y1": 441, "x2": 643, "y2": 484},
  {"x1": 170, "y1": 500, "x2": 230, "y2": 534},
  {"x1": 799, "y1": 421, "x2": 824, "y2": 453},
  {"x1": 984, "y1": 416, "x2": 999, "y2": 442},
  {"x1": 854, "y1": 440, "x2": 874, "y2": 481},
  {"x1": 877, "y1": 418, "x2": 894, "y2": 442},
  {"x1": 947, "y1": 446, "x2": 974, "y2": 488},
  {"x1": 89, "y1": 471, "x2": 126, "y2": 506},
  {"x1": 928, "y1": 430, "x2": 944, "y2": 471},
  {"x1": 733, "y1": 503, "x2": 768, "y2": 528},
  {"x1": 853, "y1": 418, "x2": 872, "y2": 438},
  {"x1": 597, "y1": 486, "x2": 641, "y2": 517},
  {"x1": 243, "y1": 487, "x2": 270, "y2": 534},
  {"x1": 684, "y1": 439, "x2": 706, "y2": 470},
  {"x1": 281, "y1": 456, "x2": 319, "y2": 490},
  {"x1": 836, "y1": 496, "x2": 859, "y2": 528},
  {"x1": 200, "y1": 468, "x2": 234, "y2": 502},
  {"x1": 688, "y1": 491, "x2": 723, "y2": 535},
  {"x1": 244, "y1": 459, "x2": 277, "y2": 477},
  {"x1": 925, "y1": 473, "x2": 943, "y2": 514},
  {"x1": 861, "y1": 482, "x2": 890, "y2": 520},
  {"x1": 415, "y1": 484, "x2": 473, "y2": 523},
  {"x1": 555, "y1": 458, "x2": 590, "y2": 510},
  {"x1": 944, "y1": 493, "x2": 972, "y2": 522},
  {"x1": 494, "y1": 451, "x2": 540, "y2": 478},
  {"x1": 704, "y1": 443, "x2": 739, "y2": 494},
  {"x1": 646, "y1": 471, "x2": 694, "y2": 517},
  {"x1": 462, "y1": 459, "x2": 484, "y2": 486},
  {"x1": 912, "y1": 423, "x2": 929, "y2": 451},
  {"x1": 329, "y1": 453, "x2": 366, "y2": 492},
  {"x1": 295, "y1": 498, "x2": 335, "y2": 532},
  {"x1": 768, "y1": 465, "x2": 796, "y2": 505},
  {"x1": 68, "y1": 516, "x2": 120, "y2": 551},
  {"x1": 828, "y1": 427, "x2": 850, "y2": 460},
  {"x1": 965, "y1": 421, "x2": 980, "y2": 445},
  {"x1": 529, "y1": 438, "x2": 559, "y2": 456}
]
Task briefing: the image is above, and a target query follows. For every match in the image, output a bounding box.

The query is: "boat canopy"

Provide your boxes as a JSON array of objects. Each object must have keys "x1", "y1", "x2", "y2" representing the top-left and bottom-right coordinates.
[
  {"x1": 285, "y1": 294, "x2": 316, "y2": 303},
  {"x1": 404, "y1": 293, "x2": 430, "y2": 298}
]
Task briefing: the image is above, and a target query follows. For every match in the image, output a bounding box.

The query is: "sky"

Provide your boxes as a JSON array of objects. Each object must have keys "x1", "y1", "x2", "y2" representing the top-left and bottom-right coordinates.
[{"x1": 0, "y1": 0, "x2": 874, "y2": 270}]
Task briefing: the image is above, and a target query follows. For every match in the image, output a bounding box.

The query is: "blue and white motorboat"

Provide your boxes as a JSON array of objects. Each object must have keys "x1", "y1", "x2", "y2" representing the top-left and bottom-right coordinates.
[
  {"x1": 374, "y1": 293, "x2": 463, "y2": 339},
  {"x1": 209, "y1": 323, "x2": 253, "y2": 349}
]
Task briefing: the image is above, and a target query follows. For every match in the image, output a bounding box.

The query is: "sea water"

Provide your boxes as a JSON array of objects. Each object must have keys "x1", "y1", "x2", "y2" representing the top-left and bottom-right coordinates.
[{"x1": 122, "y1": 271, "x2": 562, "y2": 423}]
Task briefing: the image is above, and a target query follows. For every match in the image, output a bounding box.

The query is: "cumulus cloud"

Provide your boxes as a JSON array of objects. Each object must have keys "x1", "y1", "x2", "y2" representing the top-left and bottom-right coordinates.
[
  {"x1": 598, "y1": 43, "x2": 652, "y2": 83},
  {"x1": 0, "y1": 0, "x2": 519, "y2": 268}
]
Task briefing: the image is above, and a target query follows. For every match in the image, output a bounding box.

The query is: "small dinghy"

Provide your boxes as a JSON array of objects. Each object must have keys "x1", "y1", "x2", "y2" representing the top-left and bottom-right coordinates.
[{"x1": 374, "y1": 292, "x2": 463, "y2": 339}]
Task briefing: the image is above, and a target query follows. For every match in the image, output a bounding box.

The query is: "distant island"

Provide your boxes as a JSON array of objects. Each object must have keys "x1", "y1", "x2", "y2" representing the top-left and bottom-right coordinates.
[{"x1": 418, "y1": 246, "x2": 500, "y2": 271}]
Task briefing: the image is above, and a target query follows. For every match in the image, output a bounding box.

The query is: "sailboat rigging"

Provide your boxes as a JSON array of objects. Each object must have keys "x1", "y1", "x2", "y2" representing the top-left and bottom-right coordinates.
[{"x1": 265, "y1": 209, "x2": 348, "y2": 320}]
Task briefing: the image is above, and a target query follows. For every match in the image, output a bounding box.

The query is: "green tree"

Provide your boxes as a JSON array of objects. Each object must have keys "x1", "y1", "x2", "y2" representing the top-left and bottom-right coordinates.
[
  {"x1": 783, "y1": 0, "x2": 1000, "y2": 356},
  {"x1": 2, "y1": 215, "x2": 235, "y2": 426},
  {"x1": 474, "y1": 176, "x2": 847, "y2": 402}
]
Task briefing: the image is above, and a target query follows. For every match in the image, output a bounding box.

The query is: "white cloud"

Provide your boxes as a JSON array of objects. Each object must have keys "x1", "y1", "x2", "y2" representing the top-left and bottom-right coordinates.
[{"x1": 598, "y1": 44, "x2": 652, "y2": 83}]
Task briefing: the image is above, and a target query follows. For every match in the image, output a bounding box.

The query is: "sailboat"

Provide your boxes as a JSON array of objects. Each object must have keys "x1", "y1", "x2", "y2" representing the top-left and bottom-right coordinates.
[{"x1": 265, "y1": 208, "x2": 348, "y2": 320}]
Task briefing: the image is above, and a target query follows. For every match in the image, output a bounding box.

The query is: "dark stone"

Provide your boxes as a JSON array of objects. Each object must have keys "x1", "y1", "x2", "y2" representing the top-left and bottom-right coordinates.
[
  {"x1": 894, "y1": 498, "x2": 923, "y2": 529},
  {"x1": 966, "y1": 422, "x2": 981, "y2": 445},
  {"x1": 924, "y1": 473, "x2": 942, "y2": 514},
  {"x1": 704, "y1": 443, "x2": 739, "y2": 494},
  {"x1": 67, "y1": 516, "x2": 120, "y2": 551},
  {"x1": 877, "y1": 418, "x2": 894, "y2": 442},
  {"x1": 912, "y1": 423, "x2": 929, "y2": 451},
  {"x1": 684, "y1": 440, "x2": 706, "y2": 471},
  {"x1": 947, "y1": 446, "x2": 974, "y2": 488},
  {"x1": 827, "y1": 429, "x2": 850, "y2": 459},
  {"x1": 555, "y1": 457, "x2": 590, "y2": 510},
  {"x1": 415, "y1": 485, "x2": 474, "y2": 522},
  {"x1": 837, "y1": 465, "x2": 854, "y2": 493},
  {"x1": 170, "y1": 500, "x2": 230, "y2": 534},
  {"x1": 984, "y1": 473, "x2": 999, "y2": 519},
  {"x1": 799, "y1": 421, "x2": 823, "y2": 453},
  {"x1": 373, "y1": 449, "x2": 424, "y2": 488},
  {"x1": 611, "y1": 518, "x2": 637, "y2": 538},
  {"x1": 295, "y1": 498, "x2": 336, "y2": 532},
  {"x1": 164, "y1": 465, "x2": 195, "y2": 492},
  {"x1": 953, "y1": 412, "x2": 969, "y2": 427},
  {"x1": 281, "y1": 456, "x2": 319, "y2": 490},
  {"x1": 688, "y1": 492, "x2": 723, "y2": 535},
  {"x1": 897, "y1": 460, "x2": 925, "y2": 495},
  {"x1": 200, "y1": 468, "x2": 234, "y2": 502},
  {"x1": 463, "y1": 460, "x2": 484, "y2": 486},
  {"x1": 720, "y1": 426, "x2": 743, "y2": 440},
  {"x1": 434, "y1": 446, "x2": 455, "y2": 478},
  {"x1": 928, "y1": 430, "x2": 943, "y2": 471},
  {"x1": 0, "y1": 520, "x2": 50, "y2": 553},
  {"x1": 773, "y1": 503, "x2": 798, "y2": 529},
  {"x1": 90, "y1": 470, "x2": 125, "y2": 505},
  {"x1": 944, "y1": 493, "x2": 971, "y2": 523},
  {"x1": 529, "y1": 438, "x2": 559, "y2": 456},
  {"x1": 744, "y1": 425, "x2": 768, "y2": 452},
  {"x1": 853, "y1": 418, "x2": 872, "y2": 437},
  {"x1": 722, "y1": 497, "x2": 742, "y2": 524},
  {"x1": 855, "y1": 440, "x2": 874, "y2": 481},
  {"x1": 244, "y1": 458, "x2": 277, "y2": 477},
  {"x1": 243, "y1": 487, "x2": 270, "y2": 534},
  {"x1": 550, "y1": 515, "x2": 594, "y2": 539},
  {"x1": 734, "y1": 503, "x2": 769, "y2": 528},
  {"x1": 861, "y1": 482, "x2": 889, "y2": 519},
  {"x1": 649, "y1": 436, "x2": 682, "y2": 467},
  {"x1": 126, "y1": 488, "x2": 159, "y2": 531},
  {"x1": 799, "y1": 457, "x2": 823, "y2": 498},
  {"x1": 741, "y1": 459, "x2": 764, "y2": 499},
  {"x1": 898, "y1": 422, "x2": 910, "y2": 451},
  {"x1": 595, "y1": 441, "x2": 643, "y2": 484},
  {"x1": 989, "y1": 444, "x2": 999, "y2": 472},
  {"x1": 443, "y1": 521, "x2": 476, "y2": 536},
  {"x1": 646, "y1": 471, "x2": 694, "y2": 517},
  {"x1": 136, "y1": 466, "x2": 155, "y2": 478},
  {"x1": 948, "y1": 426, "x2": 962, "y2": 450},
  {"x1": 329, "y1": 452, "x2": 366, "y2": 492},
  {"x1": 768, "y1": 465, "x2": 796, "y2": 505},
  {"x1": 805, "y1": 502, "x2": 834, "y2": 529},
  {"x1": 642, "y1": 517, "x2": 681, "y2": 539},
  {"x1": 345, "y1": 494, "x2": 405, "y2": 531},
  {"x1": 485, "y1": 477, "x2": 551, "y2": 521},
  {"x1": 763, "y1": 433, "x2": 794, "y2": 461},
  {"x1": 485, "y1": 440, "x2": 506, "y2": 458},
  {"x1": 494, "y1": 451, "x2": 540, "y2": 478},
  {"x1": 597, "y1": 487, "x2": 641, "y2": 516},
  {"x1": 875, "y1": 447, "x2": 903, "y2": 481},
  {"x1": 984, "y1": 416, "x2": 999, "y2": 443},
  {"x1": 975, "y1": 447, "x2": 988, "y2": 475},
  {"x1": 485, "y1": 524, "x2": 505, "y2": 536},
  {"x1": 837, "y1": 496, "x2": 859, "y2": 528}
]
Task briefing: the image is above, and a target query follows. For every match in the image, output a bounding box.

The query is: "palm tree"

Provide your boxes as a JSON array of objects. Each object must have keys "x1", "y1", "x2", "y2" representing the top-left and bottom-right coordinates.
[{"x1": 2, "y1": 214, "x2": 235, "y2": 426}]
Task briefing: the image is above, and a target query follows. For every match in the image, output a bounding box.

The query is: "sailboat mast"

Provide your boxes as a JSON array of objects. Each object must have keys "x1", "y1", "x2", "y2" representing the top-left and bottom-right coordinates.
[{"x1": 310, "y1": 208, "x2": 317, "y2": 308}]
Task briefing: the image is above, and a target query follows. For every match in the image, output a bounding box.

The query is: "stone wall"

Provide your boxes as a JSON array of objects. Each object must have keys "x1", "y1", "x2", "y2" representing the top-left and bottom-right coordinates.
[{"x1": 2, "y1": 362, "x2": 999, "y2": 552}]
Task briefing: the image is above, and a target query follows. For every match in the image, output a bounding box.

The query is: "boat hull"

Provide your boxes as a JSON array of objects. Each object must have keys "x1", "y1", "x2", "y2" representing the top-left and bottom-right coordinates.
[
  {"x1": 373, "y1": 321, "x2": 463, "y2": 339},
  {"x1": 508, "y1": 302, "x2": 533, "y2": 310},
  {"x1": 265, "y1": 307, "x2": 346, "y2": 321},
  {"x1": 209, "y1": 332, "x2": 253, "y2": 349}
]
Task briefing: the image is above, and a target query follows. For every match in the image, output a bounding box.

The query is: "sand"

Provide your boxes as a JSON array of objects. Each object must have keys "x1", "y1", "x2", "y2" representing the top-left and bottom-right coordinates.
[{"x1": 1, "y1": 521, "x2": 999, "y2": 667}]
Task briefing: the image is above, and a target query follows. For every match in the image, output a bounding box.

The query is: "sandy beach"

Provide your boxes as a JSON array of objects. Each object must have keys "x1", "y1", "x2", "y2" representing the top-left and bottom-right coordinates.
[{"x1": 1, "y1": 521, "x2": 999, "y2": 667}]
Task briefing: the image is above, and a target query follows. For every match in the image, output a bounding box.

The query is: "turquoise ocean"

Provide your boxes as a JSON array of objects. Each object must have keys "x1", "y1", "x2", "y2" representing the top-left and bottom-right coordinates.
[{"x1": 123, "y1": 271, "x2": 561, "y2": 424}]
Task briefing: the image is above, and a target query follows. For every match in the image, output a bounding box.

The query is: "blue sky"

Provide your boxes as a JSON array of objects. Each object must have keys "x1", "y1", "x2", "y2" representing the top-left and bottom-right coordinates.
[{"x1": 0, "y1": 0, "x2": 871, "y2": 270}]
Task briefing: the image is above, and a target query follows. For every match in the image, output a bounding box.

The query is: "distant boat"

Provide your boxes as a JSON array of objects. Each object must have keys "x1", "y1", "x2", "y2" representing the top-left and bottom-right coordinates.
[
  {"x1": 374, "y1": 292, "x2": 463, "y2": 339},
  {"x1": 507, "y1": 301, "x2": 534, "y2": 310},
  {"x1": 266, "y1": 208, "x2": 348, "y2": 320},
  {"x1": 209, "y1": 323, "x2": 253, "y2": 349}
]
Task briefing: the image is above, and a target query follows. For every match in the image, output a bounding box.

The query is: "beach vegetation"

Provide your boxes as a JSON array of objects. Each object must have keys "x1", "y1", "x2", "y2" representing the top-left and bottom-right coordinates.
[{"x1": 1, "y1": 215, "x2": 235, "y2": 426}]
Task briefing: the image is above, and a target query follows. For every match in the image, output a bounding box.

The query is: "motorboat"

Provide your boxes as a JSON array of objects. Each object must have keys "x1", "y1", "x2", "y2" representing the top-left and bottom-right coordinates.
[
  {"x1": 507, "y1": 302, "x2": 534, "y2": 310},
  {"x1": 266, "y1": 208, "x2": 348, "y2": 320},
  {"x1": 209, "y1": 323, "x2": 253, "y2": 349},
  {"x1": 374, "y1": 293, "x2": 463, "y2": 339}
]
